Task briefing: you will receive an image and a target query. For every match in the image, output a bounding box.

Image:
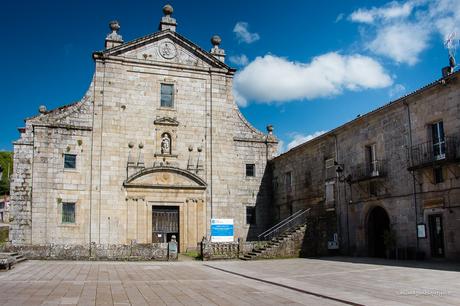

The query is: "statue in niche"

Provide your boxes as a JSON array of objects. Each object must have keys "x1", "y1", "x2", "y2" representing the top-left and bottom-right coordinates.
[{"x1": 161, "y1": 133, "x2": 171, "y2": 154}]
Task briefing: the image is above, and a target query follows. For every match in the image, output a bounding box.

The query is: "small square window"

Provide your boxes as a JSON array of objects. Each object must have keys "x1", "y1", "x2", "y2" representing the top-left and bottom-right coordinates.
[
  {"x1": 246, "y1": 164, "x2": 255, "y2": 177},
  {"x1": 246, "y1": 206, "x2": 256, "y2": 225},
  {"x1": 160, "y1": 84, "x2": 174, "y2": 108},
  {"x1": 64, "y1": 154, "x2": 76, "y2": 169},
  {"x1": 62, "y1": 202, "x2": 75, "y2": 223},
  {"x1": 434, "y1": 167, "x2": 443, "y2": 184}
]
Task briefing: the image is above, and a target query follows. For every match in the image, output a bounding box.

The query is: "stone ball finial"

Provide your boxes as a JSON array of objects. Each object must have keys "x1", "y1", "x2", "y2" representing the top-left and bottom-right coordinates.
[
  {"x1": 163, "y1": 4, "x2": 173, "y2": 15},
  {"x1": 266, "y1": 124, "x2": 274, "y2": 134},
  {"x1": 211, "y1": 35, "x2": 222, "y2": 46},
  {"x1": 109, "y1": 20, "x2": 120, "y2": 32},
  {"x1": 39, "y1": 105, "x2": 47, "y2": 114}
]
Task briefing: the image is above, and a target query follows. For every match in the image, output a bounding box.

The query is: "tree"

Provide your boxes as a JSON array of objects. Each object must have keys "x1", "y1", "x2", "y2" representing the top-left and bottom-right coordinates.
[{"x1": 0, "y1": 151, "x2": 13, "y2": 195}]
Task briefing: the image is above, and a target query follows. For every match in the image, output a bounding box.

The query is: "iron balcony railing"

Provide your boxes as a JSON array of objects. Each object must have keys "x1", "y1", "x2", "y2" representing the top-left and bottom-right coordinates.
[
  {"x1": 407, "y1": 137, "x2": 459, "y2": 170},
  {"x1": 350, "y1": 159, "x2": 386, "y2": 183},
  {"x1": 258, "y1": 208, "x2": 311, "y2": 241}
]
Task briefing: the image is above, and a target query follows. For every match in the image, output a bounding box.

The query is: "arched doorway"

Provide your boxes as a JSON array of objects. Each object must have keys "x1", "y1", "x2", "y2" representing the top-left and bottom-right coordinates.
[{"x1": 367, "y1": 206, "x2": 390, "y2": 257}]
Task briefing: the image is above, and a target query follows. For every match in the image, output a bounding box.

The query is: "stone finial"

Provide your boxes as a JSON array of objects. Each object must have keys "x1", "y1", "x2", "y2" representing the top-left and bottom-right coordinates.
[
  {"x1": 210, "y1": 35, "x2": 225, "y2": 63},
  {"x1": 266, "y1": 125, "x2": 274, "y2": 134},
  {"x1": 39, "y1": 105, "x2": 47, "y2": 114},
  {"x1": 105, "y1": 20, "x2": 124, "y2": 49},
  {"x1": 159, "y1": 4, "x2": 177, "y2": 32}
]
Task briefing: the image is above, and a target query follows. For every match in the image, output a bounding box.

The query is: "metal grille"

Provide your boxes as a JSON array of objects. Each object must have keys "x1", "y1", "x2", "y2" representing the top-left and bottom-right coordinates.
[
  {"x1": 62, "y1": 202, "x2": 75, "y2": 223},
  {"x1": 152, "y1": 208, "x2": 179, "y2": 233},
  {"x1": 64, "y1": 154, "x2": 76, "y2": 169}
]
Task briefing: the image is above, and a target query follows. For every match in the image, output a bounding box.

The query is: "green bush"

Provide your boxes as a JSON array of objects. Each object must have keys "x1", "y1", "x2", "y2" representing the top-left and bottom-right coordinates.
[{"x1": 0, "y1": 151, "x2": 13, "y2": 195}]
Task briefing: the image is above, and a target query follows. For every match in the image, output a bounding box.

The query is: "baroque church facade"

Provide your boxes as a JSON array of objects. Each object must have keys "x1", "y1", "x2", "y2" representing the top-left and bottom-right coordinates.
[{"x1": 10, "y1": 5, "x2": 277, "y2": 252}]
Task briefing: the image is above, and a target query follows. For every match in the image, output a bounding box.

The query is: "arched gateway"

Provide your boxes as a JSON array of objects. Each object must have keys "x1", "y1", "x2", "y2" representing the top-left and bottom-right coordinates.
[{"x1": 367, "y1": 206, "x2": 390, "y2": 257}]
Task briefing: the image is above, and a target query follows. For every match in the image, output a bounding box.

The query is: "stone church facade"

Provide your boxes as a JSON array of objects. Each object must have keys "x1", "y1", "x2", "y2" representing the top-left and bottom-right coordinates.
[{"x1": 9, "y1": 6, "x2": 277, "y2": 253}]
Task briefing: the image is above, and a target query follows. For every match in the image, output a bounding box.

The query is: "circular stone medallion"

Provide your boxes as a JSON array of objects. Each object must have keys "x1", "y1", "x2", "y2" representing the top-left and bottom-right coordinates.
[{"x1": 159, "y1": 41, "x2": 177, "y2": 59}]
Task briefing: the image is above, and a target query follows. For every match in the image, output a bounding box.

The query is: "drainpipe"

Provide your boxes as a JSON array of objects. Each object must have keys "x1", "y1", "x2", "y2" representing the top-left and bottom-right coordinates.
[
  {"x1": 333, "y1": 134, "x2": 342, "y2": 252},
  {"x1": 208, "y1": 68, "x2": 213, "y2": 222},
  {"x1": 404, "y1": 100, "x2": 419, "y2": 255}
]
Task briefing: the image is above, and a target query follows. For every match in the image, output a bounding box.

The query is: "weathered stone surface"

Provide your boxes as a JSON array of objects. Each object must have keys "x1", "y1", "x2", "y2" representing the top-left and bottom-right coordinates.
[
  {"x1": 1, "y1": 242, "x2": 168, "y2": 260},
  {"x1": 272, "y1": 73, "x2": 460, "y2": 260},
  {"x1": 9, "y1": 7, "x2": 277, "y2": 256}
]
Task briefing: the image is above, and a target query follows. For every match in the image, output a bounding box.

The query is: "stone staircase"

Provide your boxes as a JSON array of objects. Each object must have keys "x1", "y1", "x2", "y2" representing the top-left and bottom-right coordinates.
[
  {"x1": 0, "y1": 252, "x2": 27, "y2": 270},
  {"x1": 240, "y1": 224, "x2": 307, "y2": 261},
  {"x1": 240, "y1": 209, "x2": 311, "y2": 261}
]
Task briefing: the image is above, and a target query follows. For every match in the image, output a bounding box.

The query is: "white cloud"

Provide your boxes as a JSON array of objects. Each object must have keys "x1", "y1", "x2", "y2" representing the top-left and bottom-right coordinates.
[
  {"x1": 233, "y1": 22, "x2": 260, "y2": 44},
  {"x1": 350, "y1": 0, "x2": 460, "y2": 65},
  {"x1": 389, "y1": 83, "x2": 406, "y2": 97},
  {"x1": 335, "y1": 13, "x2": 345, "y2": 23},
  {"x1": 369, "y1": 23, "x2": 430, "y2": 65},
  {"x1": 350, "y1": 9, "x2": 376, "y2": 24},
  {"x1": 233, "y1": 53, "x2": 392, "y2": 106},
  {"x1": 350, "y1": 1, "x2": 416, "y2": 24},
  {"x1": 229, "y1": 54, "x2": 249, "y2": 66},
  {"x1": 287, "y1": 131, "x2": 327, "y2": 151}
]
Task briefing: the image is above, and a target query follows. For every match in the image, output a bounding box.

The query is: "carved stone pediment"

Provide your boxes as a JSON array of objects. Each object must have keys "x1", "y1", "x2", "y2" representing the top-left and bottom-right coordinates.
[
  {"x1": 124, "y1": 166, "x2": 206, "y2": 190},
  {"x1": 154, "y1": 116, "x2": 179, "y2": 126}
]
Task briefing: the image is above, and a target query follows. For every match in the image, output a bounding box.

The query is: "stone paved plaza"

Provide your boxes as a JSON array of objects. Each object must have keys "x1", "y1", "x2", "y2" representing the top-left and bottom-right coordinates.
[{"x1": 1, "y1": 258, "x2": 459, "y2": 305}]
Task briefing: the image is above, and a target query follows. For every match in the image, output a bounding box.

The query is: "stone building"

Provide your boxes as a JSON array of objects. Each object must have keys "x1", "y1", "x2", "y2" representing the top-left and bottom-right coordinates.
[
  {"x1": 272, "y1": 70, "x2": 460, "y2": 260},
  {"x1": 9, "y1": 5, "x2": 277, "y2": 253}
]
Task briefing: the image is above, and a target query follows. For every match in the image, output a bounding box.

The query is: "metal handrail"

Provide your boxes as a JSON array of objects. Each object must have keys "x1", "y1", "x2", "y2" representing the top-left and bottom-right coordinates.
[
  {"x1": 258, "y1": 208, "x2": 311, "y2": 241},
  {"x1": 257, "y1": 209, "x2": 304, "y2": 238}
]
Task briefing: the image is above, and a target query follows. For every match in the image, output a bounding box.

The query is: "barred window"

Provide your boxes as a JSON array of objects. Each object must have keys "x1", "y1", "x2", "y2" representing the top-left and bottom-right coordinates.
[
  {"x1": 246, "y1": 164, "x2": 255, "y2": 177},
  {"x1": 62, "y1": 202, "x2": 75, "y2": 223},
  {"x1": 160, "y1": 84, "x2": 174, "y2": 108},
  {"x1": 64, "y1": 154, "x2": 76, "y2": 169}
]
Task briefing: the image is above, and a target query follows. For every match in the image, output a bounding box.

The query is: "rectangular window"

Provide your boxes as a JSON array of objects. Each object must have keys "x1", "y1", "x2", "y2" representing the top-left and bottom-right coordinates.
[
  {"x1": 434, "y1": 167, "x2": 444, "y2": 184},
  {"x1": 325, "y1": 158, "x2": 336, "y2": 180},
  {"x1": 366, "y1": 144, "x2": 379, "y2": 176},
  {"x1": 246, "y1": 206, "x2": 256, "y2": 225},
  {"x1": 64, "y1": 154, "x2": 76, "y2": 169},
  {"x1": 246, "y1": 164, "x2": 255, "y2": 177},
  {"x1": 325, "y1": 181, "x2": 335, "y2": 208},
  {"x1": 62, "y1": 202, "x2": 75, "y2": 223},
  {"x1": 285, "y1": 171, "x2": 292, "y2": 192},
  {"x1": 160, "y1": 83, "x2": 174, "y2": 108},
  {"x1": 431, "y1": 121, "x2": 445, "y2": 160}
]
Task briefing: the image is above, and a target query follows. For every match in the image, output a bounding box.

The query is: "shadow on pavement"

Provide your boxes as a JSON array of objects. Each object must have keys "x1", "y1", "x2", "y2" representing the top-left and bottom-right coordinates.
[{"x1": 311, "y1": 256, "x2": 460, "y2": 272}]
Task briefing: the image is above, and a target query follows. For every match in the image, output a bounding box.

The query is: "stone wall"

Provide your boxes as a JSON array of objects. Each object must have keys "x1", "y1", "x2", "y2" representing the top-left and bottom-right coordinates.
[
  {"x1": 1, "y1": 242, "x2": 169, "y2": 261},
  {"x1": 9, "y1": 9, "x2": 277, "y2": 253},
  {"x1": 272, "y1": 72, "x2": 460, "y2": 260}
]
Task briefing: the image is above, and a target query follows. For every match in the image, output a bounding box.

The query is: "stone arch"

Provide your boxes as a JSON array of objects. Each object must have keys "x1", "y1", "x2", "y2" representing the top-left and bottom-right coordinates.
[
  {"x1": 366, "y1": 205, "x2": 390, "y2": 257},
  {"x1": 124, "y1": 166, "x2": 206, "y2": 189}
]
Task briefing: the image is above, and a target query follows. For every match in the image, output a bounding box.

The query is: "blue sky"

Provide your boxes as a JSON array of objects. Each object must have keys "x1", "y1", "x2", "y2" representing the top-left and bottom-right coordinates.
[{"x1": 1, "y1": 0, "x2": 459, "y2": 152}]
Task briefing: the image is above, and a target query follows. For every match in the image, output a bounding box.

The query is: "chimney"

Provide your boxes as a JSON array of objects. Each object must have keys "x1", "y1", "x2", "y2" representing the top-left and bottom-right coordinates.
[
  {"x1": 105, "y1": 21, "x2": 123, "y2": 49},
  {"x1": 159, "y1": 4, "x2": 177, "y2": 32},
  {"x1": 210, "y1": 35, "x2": 225, "y2": 63}
]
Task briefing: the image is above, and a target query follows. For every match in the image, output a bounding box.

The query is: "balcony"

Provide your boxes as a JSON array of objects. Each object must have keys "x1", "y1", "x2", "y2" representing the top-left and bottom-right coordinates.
[
  {"x1": 350, "y1": 160, "x2": 386, "y2": 183},
  {"x1": 407, "y1": 137, "x2": 460, "y2": 170}
]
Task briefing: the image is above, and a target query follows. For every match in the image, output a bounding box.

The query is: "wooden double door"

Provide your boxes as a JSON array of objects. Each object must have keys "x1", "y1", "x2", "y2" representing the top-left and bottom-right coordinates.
[{"x1": 152, "y1": 206, "x2": 179, "y2": 248}]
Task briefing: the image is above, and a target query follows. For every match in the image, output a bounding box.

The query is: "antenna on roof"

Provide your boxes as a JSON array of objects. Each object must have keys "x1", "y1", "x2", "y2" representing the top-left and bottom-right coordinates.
[{"x1": 442, "y1": 32, "x2": 458, "y2": 77}]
